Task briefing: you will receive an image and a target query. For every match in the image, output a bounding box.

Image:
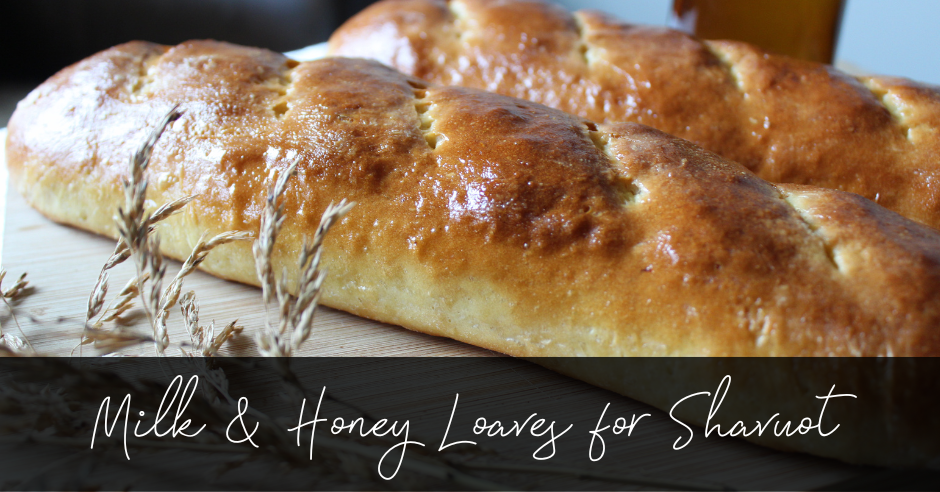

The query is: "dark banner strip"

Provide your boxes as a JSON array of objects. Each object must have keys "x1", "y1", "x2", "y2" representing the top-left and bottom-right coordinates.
[{"x1": 0, "y1": 357, "x2": 938, "y2": 490}]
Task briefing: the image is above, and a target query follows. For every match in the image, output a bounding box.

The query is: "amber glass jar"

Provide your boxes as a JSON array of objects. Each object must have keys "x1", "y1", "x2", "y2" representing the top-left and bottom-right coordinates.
[{"x1": 670, "y1": 0, "x2": 845, "y2": 64}]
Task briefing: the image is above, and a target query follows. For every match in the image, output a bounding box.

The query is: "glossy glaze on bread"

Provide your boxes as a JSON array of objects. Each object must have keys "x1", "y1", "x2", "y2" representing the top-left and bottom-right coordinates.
[
  {"x1": 7, "y1": 41, "x2": 940, "y2": 360},
  {"x1": 329, "y1": 0, "x2": 940, "y2": 230}
]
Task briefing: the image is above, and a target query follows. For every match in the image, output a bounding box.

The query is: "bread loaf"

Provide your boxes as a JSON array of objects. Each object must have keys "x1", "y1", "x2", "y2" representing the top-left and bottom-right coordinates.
[
  {"x1": 329, "y1": 0, "x2": 940, "y2": 230},
  {"x1": 8, "y1": 40, "x2": 940, "y2": 359},
  {"x1": 7, "y1": 40, "x2": 940, "y2": 467}
]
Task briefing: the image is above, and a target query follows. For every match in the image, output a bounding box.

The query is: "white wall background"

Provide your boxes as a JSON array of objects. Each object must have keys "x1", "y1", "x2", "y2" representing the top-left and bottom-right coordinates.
[{"x1": 553, "y1": 0, "x2": 940, "y2": 85}]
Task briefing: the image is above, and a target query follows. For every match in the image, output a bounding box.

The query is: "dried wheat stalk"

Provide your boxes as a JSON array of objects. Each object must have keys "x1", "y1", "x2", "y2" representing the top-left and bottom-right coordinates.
[
  {"x1": 80, "y1": 328, "x2": 155, "y2": 354},
  {"x1": 161, "y1": 231, "x2": 253, "y2": 314},
  {"x1": 179, "y1": 290, "x2": 243, "y2": 357},
  {"x1": 0, "y1": 331, "x2": 28, "y2": 355},
  {"x1": 251, "y1": 157, "x2": 354, "y2": 357},
  {"x1": 78, "y1": 106, "x2": 249, "y2": 356},
  {"x1": 1, "y1": 271, "x2": 29, "y2": 300},
  {"x1": 85, "y1": 242, "x2": 129, "y2": 327},
  {"x1": 115, "y1": 107, "x2": 181, "y2": 354},
  {"x1": 253, "y1": 157, "x2": 300, "y2": 311},
  {"x1": 83, "y1": 196, "x2": 196, "y2": 331},
  {"x1": 99, "y1": 273, "x2": 148, "y2": 324},
  {"x1": 0, "y1": 269, "x2": 34, "y2": 354}
]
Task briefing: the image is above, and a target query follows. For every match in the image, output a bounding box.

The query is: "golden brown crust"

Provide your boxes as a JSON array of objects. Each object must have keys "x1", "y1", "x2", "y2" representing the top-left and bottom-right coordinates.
[
  {"x1": 7, "y1": 40, "x2": 940, "y2": 360},
  {"x1": 328, "y1": 0, "x2": 940, "y2": 229}
]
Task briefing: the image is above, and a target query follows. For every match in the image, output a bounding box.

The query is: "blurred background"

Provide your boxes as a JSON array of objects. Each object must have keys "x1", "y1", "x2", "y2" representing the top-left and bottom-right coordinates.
[
  {"x1": 0, "y1": 0, "x2": 374, "y2": 125},
  {"x1": 2, "y1": 0, "x2": 938, "y2": 126},
  {"x1": 557, "y1": 0, "x2": 940, "y2": 83}
]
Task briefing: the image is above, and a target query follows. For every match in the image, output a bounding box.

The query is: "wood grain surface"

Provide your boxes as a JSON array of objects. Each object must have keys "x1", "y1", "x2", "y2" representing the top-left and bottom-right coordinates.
[{"x1": 0, "y1": 129, "x2": 911, "y2": 489}]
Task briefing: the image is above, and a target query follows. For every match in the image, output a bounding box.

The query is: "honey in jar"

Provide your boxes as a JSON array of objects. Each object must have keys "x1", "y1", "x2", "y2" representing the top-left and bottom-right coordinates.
[{"x1": 670, "y1": 0, "x2": 845, "y2": 64}]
